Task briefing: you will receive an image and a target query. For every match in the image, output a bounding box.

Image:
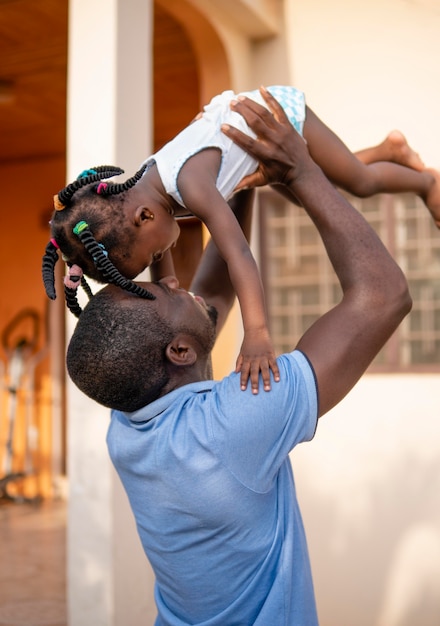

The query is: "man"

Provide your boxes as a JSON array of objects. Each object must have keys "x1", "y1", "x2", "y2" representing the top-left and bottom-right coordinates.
[{"x1": 66, "y1": 90, "x2": 411, "y2": 625}]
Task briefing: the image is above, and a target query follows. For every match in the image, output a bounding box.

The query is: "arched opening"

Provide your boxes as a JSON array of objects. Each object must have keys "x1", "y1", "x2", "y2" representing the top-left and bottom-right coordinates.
[{"x1": 153, "y1": 1, "x2": 231, "y2": 288}]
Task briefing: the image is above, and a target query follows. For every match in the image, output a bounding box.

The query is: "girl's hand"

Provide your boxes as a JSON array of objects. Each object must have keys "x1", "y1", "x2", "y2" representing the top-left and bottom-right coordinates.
[{"x1": 235, "y1": 328, "x2": 280, "y2": 394}]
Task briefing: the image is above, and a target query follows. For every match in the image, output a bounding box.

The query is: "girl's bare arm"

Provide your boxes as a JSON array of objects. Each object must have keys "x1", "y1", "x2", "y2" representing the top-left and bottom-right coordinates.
[
  {"x1": 177, "y1": 149, "x2": 279, "y2": 393},
  {"x1": 189, "y1": 189, "x2": 254, "y2": 334},
  {"x1": 148, "y1": 249, "x2": 176, "y2": 282}
]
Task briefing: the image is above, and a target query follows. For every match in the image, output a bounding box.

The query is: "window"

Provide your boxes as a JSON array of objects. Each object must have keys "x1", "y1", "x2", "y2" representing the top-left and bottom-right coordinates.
[{"x1": 259, "y1": 190, "x2": 440, "y2": 371}]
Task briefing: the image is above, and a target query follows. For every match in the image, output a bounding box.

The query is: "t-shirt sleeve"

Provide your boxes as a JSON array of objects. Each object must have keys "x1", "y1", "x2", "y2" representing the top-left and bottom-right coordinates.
[{"x1": 209, "y1": 350, "x2": 318, "y2": 492}]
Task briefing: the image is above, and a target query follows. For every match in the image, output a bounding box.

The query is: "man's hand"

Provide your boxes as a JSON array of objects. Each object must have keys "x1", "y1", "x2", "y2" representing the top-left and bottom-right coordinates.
[
  {"x1": 223, "y1": 85, "x2": 411, "y2": 417},
  {"x1": 221, "y1": 86, "x2": 315, "y2": 191}
]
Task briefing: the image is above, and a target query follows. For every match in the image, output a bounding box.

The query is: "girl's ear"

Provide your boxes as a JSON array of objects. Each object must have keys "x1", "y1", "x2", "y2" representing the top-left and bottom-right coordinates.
[
  {"x1": 134, "y1": 206, "x2": 154, "y2": 225},
  {"x1": 165, "y1": 335, "x2": 197, "y2": 366}
]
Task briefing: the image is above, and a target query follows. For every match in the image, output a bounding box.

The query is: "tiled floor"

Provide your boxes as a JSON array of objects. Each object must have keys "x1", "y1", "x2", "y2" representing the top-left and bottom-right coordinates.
[{"x1": 0, "y1": 499, "x2": 67, "y2": 626}]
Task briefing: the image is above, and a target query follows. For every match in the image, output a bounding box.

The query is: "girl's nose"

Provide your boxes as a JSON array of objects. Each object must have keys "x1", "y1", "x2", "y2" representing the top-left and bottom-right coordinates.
[{"x1": 159, "y1": 275, "x2": 180, "y2": 290}]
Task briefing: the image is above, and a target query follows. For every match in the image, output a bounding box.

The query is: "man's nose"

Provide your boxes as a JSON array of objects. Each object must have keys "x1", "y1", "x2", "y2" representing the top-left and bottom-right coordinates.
[{"x1": 160, "y1": 275, "x2": 180, "y2": 290}]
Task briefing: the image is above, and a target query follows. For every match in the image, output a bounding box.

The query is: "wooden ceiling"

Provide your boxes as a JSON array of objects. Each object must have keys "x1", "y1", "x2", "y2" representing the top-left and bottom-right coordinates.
[
  {"x1": 0, "y1": 0, "x2": 68, "y2": 164},
  {"x1": 0, "y1": 0, "x2": 204, "y2": 166}
]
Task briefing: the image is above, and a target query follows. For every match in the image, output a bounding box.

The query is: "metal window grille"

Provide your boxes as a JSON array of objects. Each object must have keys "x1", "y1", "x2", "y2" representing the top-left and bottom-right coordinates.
[{"x1": 258, "y1": 190, "x2": 440, "y2": 371}]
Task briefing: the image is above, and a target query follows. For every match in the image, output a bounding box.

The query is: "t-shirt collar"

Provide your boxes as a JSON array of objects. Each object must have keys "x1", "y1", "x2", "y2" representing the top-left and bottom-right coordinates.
[{"x1": 122, "y1": 380, "x2": 216, "y2": 424}]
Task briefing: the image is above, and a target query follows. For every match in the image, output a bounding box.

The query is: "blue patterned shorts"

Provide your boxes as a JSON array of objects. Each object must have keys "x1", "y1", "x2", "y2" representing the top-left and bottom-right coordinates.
[{"x1": 239, "y1": 85, "x2": 306, "y2": 135}]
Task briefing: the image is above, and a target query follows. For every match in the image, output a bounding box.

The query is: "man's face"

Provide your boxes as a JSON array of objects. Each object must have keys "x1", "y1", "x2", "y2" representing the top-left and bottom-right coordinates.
[{"x1": 138, "y1": 276, "x2": 218, "y2": 352}]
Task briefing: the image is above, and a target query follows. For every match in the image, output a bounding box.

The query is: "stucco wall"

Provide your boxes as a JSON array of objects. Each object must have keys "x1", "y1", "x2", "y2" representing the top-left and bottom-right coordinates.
[
  {"x1": 282, "y1": 2, "x2": 440, "y2": 624},
  {"x1": 285, "y1": 0, "x2": 440, "y2": 167},
  {"x1": 294, "y1": 375, "x2": 440, "y2": 625}
]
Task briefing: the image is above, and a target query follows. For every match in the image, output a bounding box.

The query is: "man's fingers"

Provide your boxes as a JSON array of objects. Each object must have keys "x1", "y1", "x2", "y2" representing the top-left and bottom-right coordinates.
[
  {"x1": 221, "y1": 123, "x2": 269, "y2": 160},
  {"x1": 234, "y1": 172, "x2": 267, "y2": 191},
  {"x1": 230, "y1": 87, "x2": 291, "y2": 131},
  {"x1": 222, "y1": 86, "x2": 303, "y2": 189},
  {"x1": 221, "y1": 122, "x2": 254, "y2": 149},
  {"x1": 229, "y1": 97, "x2": 276, "y2": 137},
  {"x1": 221, "y1": 124, "x2": 271, "y2": 189},
  {"x1": 257, "y1": 86, "x2": 290, "y2": 125}
]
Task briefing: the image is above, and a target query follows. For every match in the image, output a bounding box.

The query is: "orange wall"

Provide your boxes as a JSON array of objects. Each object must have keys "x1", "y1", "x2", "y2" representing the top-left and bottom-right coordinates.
[{"x1": 0, "y1": 156, "x2": 66, "y2": 499}]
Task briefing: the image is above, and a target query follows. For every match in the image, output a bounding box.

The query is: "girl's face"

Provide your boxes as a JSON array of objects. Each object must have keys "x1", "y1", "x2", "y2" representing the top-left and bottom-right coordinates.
[{"x1": 118, "y1": 206, "x2": 180, "y2": 279}]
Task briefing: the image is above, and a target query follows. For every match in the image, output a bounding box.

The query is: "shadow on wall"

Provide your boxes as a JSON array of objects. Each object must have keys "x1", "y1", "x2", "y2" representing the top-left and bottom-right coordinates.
[
  {"x1": 377, "y1": 519, "x2": 440, "y2": 626},
  {"x1": 292, "y1": 398, "x2": 440, "y2": 626}
]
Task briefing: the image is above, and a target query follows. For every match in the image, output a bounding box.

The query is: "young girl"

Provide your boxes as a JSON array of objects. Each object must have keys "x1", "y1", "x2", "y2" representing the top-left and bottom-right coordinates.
[{"x1": 42, "y1": 85, "x2": 440, "y2": 393}]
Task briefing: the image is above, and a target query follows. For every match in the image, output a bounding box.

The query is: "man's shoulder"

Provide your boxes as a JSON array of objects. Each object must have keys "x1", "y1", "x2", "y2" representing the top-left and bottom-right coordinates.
[{"x1": 212, "y1": 350, "x2": 317, "y2": 414}]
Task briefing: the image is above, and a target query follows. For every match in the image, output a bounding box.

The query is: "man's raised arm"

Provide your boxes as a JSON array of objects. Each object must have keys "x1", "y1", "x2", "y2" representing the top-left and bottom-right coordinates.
[{"x1": 222, "y1": 87, "x2": 412, "y2": 416}]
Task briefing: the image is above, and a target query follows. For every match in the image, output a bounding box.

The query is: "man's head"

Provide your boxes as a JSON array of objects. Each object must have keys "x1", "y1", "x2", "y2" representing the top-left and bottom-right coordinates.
[{"x1": 66, "y1": 277, "x2": 218, "y2": 412}]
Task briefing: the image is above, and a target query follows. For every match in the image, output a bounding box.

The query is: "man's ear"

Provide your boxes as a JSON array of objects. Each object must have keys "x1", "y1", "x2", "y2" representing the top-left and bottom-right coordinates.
[
  {"x1": 134, "y1": 206, "x2": 154, "y2": 225},
  {"x1": 165, "y1": 335, "x2": 197, "y2": 366}
]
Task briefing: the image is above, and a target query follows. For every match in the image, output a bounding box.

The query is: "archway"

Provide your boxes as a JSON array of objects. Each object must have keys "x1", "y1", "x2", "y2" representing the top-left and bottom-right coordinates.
[{"x1": 153, "y1": 1, "x2": 231, "y2": 288}]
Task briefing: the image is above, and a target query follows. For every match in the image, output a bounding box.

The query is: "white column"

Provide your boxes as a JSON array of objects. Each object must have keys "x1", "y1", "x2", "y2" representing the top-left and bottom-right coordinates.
[{"x1": 66, "y1": 1, "x2": 156, "y2": 624}]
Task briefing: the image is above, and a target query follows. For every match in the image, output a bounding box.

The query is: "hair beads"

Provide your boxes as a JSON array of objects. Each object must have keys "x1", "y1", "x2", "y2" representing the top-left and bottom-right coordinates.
[
  {"x1": 55, "y1": 166, "x2": 124, "y2": 209},
  {"x1": 43, "y1": 161, "x2": 157, "y2": 312},
  {"x1": 91, "y1": 162, "x2": 150, "y2": 196},
  {"x1": 62, "y1": 265, "x2": 93, "y2": 318},
  {"x1": 73, "y1": 222, "x2": 156, "y2": 300}
]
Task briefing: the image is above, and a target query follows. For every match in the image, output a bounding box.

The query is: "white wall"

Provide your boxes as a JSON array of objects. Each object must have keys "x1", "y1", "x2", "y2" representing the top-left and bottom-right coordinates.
[
  {"x1": 293, "y1": 375, "x2": 440, "y2": 626},
  {"x1": 283, "y1": 2, "x2": 440, "y2": 624},
  {"x1": 286, "y1": 0, "x2": 440, "y2": 167}
]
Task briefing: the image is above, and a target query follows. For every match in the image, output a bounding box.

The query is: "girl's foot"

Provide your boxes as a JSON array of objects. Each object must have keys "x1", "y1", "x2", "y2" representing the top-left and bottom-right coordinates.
[
  {"x1": 425, "y1": 169, "x2": 440, "y2": 228},
  {"x1": 384, "y1": 130, "x2": 425, "y2": 171}
]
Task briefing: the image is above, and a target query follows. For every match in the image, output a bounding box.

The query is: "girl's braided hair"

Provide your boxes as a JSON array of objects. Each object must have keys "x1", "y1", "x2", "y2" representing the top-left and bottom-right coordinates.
[{"x1": 42, "y1": 164, "x2": 156, "y2": 317}]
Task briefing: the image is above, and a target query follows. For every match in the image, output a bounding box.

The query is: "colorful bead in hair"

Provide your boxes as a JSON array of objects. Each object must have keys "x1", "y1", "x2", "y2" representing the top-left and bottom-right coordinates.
[
  {"x1": 96, "y1": 182, "x2": 108, "y2": 194},
  {"x1": 77, "y1": 169, "x2": 97, "y2": 179},
  {"x1": 64, "y1": 264, "x2": 83, "y2": 290},
  {"x1": 56, "y1": 166, "x2": 125, "y2": 208},
  {"x1": 91, "y1": 161, "x2": 152, "y2": 197},
  {"x1": 96, "y1": 243, "x2": 108, "y2": 258},
  {"x1": 62, "y1": 264, "x2": 94, "y2": 318},
  {"x1": 74, "y1": 222, "x2": 156, "y2": 300},
  {"x1": 73, "y1": 220, "x2": 89, "y2": 236},
  {"x1": 53, "y1": 195, "x2": 66, "y2": 211}
]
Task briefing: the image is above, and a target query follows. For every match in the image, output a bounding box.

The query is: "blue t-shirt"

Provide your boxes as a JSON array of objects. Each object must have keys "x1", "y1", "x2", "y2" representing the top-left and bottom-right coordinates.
[{"x1": 107, "y1": 350, "x2": 319, "y2": 626}]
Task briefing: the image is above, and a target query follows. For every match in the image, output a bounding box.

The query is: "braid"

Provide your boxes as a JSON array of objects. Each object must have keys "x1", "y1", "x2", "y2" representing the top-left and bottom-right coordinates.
[
  {"x1": 64, "y1": 286, "x2": 83, "y2": 318},
  {"x1": 94, "y1": 162, "x2": 152, "y2": 197},
  {"x1": 42, "y1": 240, "x2": 60, "y2": 300},
  {"x1": 80, "y1": 276, "x2": 94, "y2": 299},
  {"x1": 45, "y1": 162, "x2": 156, "y2": 304},
  {"x1": 64, "y1": 277, "x2": 95, "y2": 318},
  {"x1": 63, "y1": 265, "x2": 94, "y2": 318},
  {"x1": 56, "y1": 166, "x2": 124, "y2": 208},
  {"x1": 73, "y1": 222, "x2": 156, "y2": 300}
]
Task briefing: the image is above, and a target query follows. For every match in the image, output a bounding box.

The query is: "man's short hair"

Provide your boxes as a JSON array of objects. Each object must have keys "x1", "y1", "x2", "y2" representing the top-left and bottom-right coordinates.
[{"x1": 66, "y1": 287, "x2": 174, "y2": 411}]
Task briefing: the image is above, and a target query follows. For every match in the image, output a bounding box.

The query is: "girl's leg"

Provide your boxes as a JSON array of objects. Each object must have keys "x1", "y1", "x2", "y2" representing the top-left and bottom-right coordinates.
[
  {"x1": 303, "y1": 106, "x2": 440, "y2": 226},
  {"x1": 425, "y1": 169, "x2": 440, "y2": 228},
  {"x1": 355, "y1": 130, "x2": 424, "y2": 171}
]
